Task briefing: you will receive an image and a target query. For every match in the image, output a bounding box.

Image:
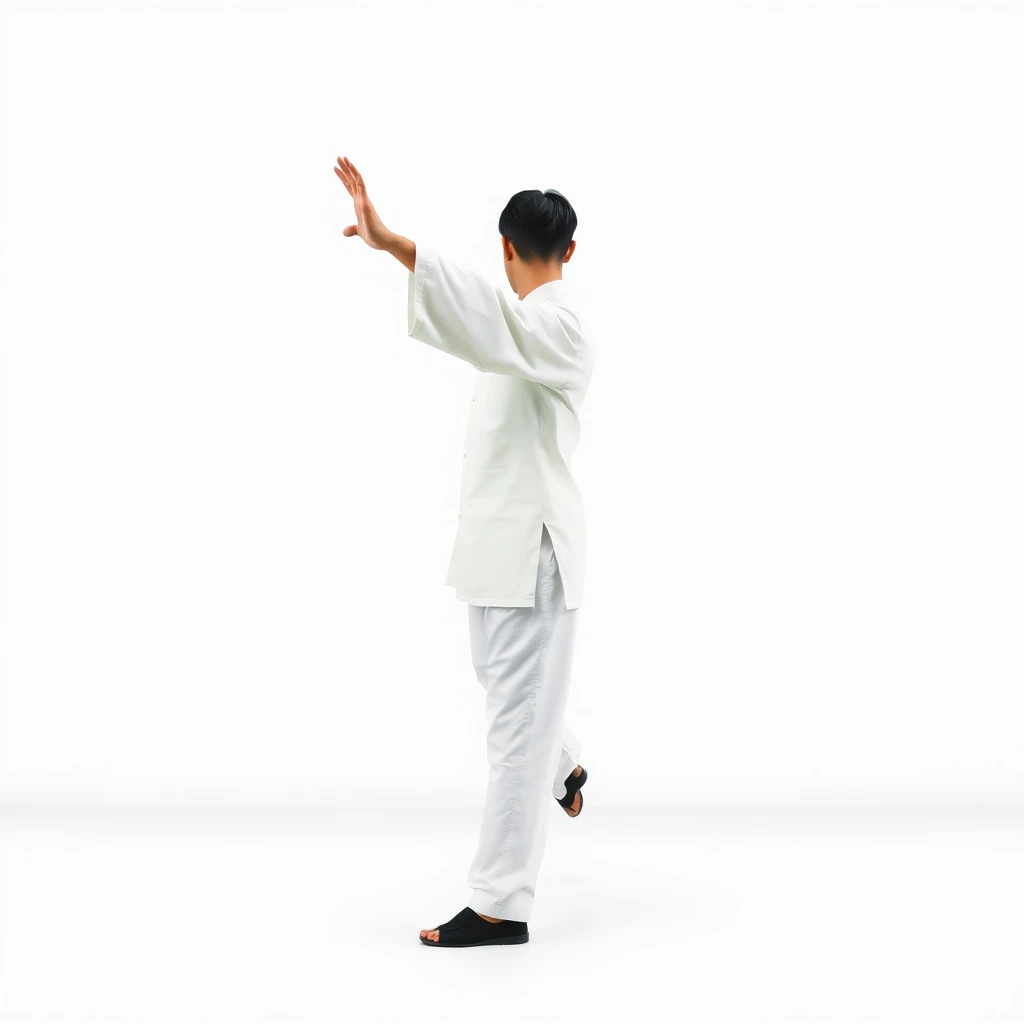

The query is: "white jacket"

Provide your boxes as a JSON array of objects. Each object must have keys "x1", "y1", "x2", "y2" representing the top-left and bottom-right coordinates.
[{"x1": 407, "y1": 247, "x2": 594, "y2": 609}]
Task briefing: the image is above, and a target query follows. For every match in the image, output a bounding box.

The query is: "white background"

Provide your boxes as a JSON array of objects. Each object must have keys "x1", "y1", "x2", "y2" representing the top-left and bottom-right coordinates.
[{"x1": 2, "y1": 0, "x2": 1023, "y2": 811}]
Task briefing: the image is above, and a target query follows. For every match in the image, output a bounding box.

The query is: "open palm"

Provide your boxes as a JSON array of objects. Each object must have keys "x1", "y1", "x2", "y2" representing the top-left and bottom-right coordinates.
[{"x1": 333, "y1": 156, "x2": 390, "y2": 249}]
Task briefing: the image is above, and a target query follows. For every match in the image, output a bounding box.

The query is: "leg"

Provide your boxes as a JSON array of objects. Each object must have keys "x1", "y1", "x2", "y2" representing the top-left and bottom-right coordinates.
[
  {"x1": 468, "y1": 560, "x2": 582, "y2": 805},
  {"x1": 464, "y1": 527, "x2": 578, "y2": 922}
]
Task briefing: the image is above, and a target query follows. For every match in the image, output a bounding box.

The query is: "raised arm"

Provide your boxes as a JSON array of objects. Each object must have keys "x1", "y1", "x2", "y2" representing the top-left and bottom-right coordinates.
[
  {"x1": 333, "y1": 155, "x2": 417, "y2": 271},
  {"x1": 406, "y1": 247, "x2": 581, "y2": 389},
  {"x1": 333, "y1": 155, "x2": 581, "y2": 390}
]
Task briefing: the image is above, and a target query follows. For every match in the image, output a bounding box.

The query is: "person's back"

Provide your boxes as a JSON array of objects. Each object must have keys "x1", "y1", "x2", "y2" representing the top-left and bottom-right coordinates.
[{"x1": 407, "y1": 244, "x2": 595, "y2": 608}]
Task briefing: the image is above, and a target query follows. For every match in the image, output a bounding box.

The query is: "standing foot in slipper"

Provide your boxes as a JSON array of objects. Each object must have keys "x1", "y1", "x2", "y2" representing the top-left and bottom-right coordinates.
[{"x1": 418, "y1": 907, "x2": 528, "y2": 947}]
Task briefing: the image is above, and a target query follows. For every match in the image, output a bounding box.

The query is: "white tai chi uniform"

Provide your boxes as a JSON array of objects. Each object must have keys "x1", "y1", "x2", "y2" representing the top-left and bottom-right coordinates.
[{"x1": 406, "y1": 247, "x2": 595, "y2": 921}]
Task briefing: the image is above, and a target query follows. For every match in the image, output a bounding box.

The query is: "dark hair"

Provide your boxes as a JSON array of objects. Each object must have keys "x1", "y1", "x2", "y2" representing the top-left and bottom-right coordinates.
[{"x1": 498, "y1": 189, "x2": 577, "y2": 262}]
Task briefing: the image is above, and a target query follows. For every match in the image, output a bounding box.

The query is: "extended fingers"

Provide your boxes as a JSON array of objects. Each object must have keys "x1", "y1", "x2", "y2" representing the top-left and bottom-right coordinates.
[
  {"x1": 334, "y1": 156, "x2": 368, "y2": 198},
  {"x1": 340, "y1": 156, "x2": 366, "y2": 192},
  {"x1": 334, "y1": 158, "x2": 354, "y2": 193},
  {"x1": 335, "y1": 157, "x2": 356, "y2": 190}
]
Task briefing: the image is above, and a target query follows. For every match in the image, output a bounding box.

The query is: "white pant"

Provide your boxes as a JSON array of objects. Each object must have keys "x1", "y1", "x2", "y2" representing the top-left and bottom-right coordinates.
[{"x1": 465, "y1": 525, "x2": 582, "y2": 922}]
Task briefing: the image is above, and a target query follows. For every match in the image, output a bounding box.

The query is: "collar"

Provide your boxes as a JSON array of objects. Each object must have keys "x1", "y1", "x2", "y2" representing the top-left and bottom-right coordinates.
[{"x1": 521, "y1": 278, "x2": 573, "y2": 304}]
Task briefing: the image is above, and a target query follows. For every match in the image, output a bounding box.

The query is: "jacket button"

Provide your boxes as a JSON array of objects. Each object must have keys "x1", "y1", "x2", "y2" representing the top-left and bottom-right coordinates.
[{"x1": 471, "y1": 395, "x2": 476, "y2": 401}]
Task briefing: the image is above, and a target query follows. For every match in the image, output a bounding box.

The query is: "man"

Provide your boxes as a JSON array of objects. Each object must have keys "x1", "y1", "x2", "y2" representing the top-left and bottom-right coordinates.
[{"x1": 333, "y1": 156, "x2": 594, "y2": 947}]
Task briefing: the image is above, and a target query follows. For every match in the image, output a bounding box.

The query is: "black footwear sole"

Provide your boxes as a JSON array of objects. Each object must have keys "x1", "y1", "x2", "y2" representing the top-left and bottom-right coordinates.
[{"x1": 420, "y1": 933, "x2": 529, "y2": 947}]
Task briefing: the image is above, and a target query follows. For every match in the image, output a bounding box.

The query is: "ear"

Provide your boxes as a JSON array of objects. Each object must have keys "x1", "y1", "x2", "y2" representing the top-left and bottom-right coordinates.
[
  {"x1": 562, "y1": 239, "x2": 577, "y2": 264},
  {"x1": 501, "y1": 235, "x2": 516, "y2": 261}
]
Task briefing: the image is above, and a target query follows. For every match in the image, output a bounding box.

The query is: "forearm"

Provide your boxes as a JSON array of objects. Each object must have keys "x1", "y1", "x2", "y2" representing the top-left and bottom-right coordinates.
[{"x1": 382, "y1": 231, "x2": 416, "y2": 273}]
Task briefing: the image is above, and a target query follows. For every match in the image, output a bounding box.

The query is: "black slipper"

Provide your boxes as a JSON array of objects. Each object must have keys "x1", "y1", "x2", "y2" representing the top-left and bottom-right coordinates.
[
  {"x1": 556, "y1": 764, "x2": 588, "y2": 816},
  {"x1": 419, "y1": 906, "x2": 529, "y2": 947}
]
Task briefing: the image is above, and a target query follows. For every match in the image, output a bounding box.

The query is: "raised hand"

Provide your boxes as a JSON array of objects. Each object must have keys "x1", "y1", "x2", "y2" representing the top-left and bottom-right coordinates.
[{"x1": 333, "y1": 156, "x2": 392, "y2": 250}]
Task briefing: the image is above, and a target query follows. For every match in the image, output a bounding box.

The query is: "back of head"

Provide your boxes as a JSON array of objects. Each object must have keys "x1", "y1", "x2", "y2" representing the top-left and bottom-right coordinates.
[{"x1": 498, "y1": 189, "x2": 577, "y2": 262}]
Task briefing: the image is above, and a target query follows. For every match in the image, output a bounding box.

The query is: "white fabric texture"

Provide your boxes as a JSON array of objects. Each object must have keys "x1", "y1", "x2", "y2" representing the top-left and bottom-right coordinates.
[
  {"x1": 406, "y1": 247, "x2": 595, "y2": 609},
  {"x1": 464, "y1": 525, "x2": 581, "y2": 922}
]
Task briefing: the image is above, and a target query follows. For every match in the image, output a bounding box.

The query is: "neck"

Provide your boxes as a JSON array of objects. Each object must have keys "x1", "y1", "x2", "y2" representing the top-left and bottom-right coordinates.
[{"x1": 516, "y1": 262, "x2": 563, "y2": 301}]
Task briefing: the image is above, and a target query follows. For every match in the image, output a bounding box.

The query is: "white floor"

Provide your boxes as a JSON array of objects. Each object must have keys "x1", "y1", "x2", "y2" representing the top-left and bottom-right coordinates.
[{"x1": 1, "y1": 804, "x2": 1022, "y2": 1023}]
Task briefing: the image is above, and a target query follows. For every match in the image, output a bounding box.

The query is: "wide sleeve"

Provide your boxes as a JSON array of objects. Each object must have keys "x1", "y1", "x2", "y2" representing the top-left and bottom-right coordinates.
[{"x1": 407, "y1": 247, "x2": 581, "y2": 390}]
